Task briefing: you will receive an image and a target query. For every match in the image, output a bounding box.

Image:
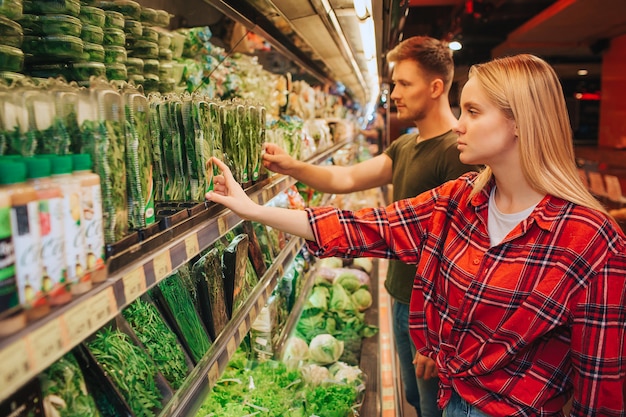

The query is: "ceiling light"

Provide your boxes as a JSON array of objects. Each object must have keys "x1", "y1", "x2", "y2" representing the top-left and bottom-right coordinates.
[
  {"x1": 449, "y1": 41, "x2": 462, "y2": 51},
  {"x1": 577, "y1": 69, "x2": 589, "y2": 76},
  {"x1": 353, "y1": 0, "x2": 370, "y2": 20}
]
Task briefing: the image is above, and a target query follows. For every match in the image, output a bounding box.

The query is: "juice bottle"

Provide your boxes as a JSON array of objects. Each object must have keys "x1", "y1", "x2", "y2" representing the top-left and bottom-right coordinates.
[
  {"x1": 0, "y1": 161, "x2": 48, "y2": 321},
  {"x1": 23, "y1": 158, "x2": 71, "y2": 306},
  {"x1": 47, "y1": 156, "x2": 90, "y2": 295},
  {"x1": 0, "y1": 164, "x2": 25, "y2": 336},
  {"x1": 71, "y1": 154, "x2": 106, "y2": 283}
]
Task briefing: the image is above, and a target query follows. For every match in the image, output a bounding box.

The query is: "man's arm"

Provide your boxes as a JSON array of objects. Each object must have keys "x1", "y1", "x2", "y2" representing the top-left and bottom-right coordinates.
[{"x1": 262, "y1": 142, "x2": 393, "y2": 194}]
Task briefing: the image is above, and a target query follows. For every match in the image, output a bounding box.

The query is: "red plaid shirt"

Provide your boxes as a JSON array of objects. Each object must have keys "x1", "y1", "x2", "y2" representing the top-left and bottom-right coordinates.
[{"x1": 306, "y1": 173, "x2": 626, "y2": 417}]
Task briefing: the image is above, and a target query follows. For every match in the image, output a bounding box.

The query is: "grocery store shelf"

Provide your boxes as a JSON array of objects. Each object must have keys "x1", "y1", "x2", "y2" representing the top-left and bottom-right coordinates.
[
  {"x1": 0, "y1": 141, "x2": 349, "y2": 404},
  {"x1": 158, "y1": 237, "x2": 305, "y2": 417}
]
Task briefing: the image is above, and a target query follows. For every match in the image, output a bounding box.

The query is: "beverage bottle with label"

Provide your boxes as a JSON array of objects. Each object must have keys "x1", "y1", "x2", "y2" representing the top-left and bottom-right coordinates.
[
  {"x1": 23, "y1": 158, "x2": 71, "y2": 306},
  {"x1": 47, "y1": 156, "x2": 90, "y2": 295},
  {"x1": 0, "y1": 161, "x2": 48, "y2": 322},
  {"x1": 71, "y1": 154, "x2": 106, "y2": 284},
  {"x1": 0, "y1": 163, "x2": 25, "y2": 336}
]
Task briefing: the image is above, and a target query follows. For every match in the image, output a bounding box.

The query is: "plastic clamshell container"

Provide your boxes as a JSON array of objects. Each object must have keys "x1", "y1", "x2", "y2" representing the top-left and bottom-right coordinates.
[
  {"x1": 139, "y1": 7, "x2": 157, "y2": 25},
  {"x1": 102, "y1": 26, "x2": 125, "y2": 46},
  {"x1": 0, "y1": 0, "x2": 23, "y2": 20},
  {"x1": 140, "y1": 25, "x2": 158, "y2": 43},
  {"x1": 158, "y1": 77, "x2": 175, "y2": 94},
  {"x1": 124, "y1": 18, "x2": 142, "y2": 37},
  {"x1": 154, "y1": 9, "x2": 169, "y2": 27},
  {"x1": 69, "y1": 61, "x2": 106, "y2": 81},
  {"x1": 0, "y1": 15, "x2": 24, "y2": 48},
  {"x1": 156, "y1": 29, "x2": 171, "y2": 49},
  {"x1": 142, "y1": 72, "x2": 158, "y2": 92},
  {"x1": 106, "y1": 62, "x2": 126, "y2": 80},
  {"x1": 169, "y1": 31, "x2": 184, "y2": 59},
  {"x1": 79, "y1": 5, "x2": 105, "y2": 27},
  {"x1": 142, "y1": 57, "x2": 158, "y2": 74},
  {"x1": 124, "y1": 56, "x2": 143, "y2": 74},
  {"x1": 127, "y1": 73, "x2": 143, "y2": 84},
  {"x1": 0, "y1": 45, "x2": 24, "y2": 72},
  {"x1": 158, "y1": 60, "x2": 173, "y2": 79},
  {"x1": 0, "y1": 71, "x2": 26, "y2": 85},
  {"x1": 80, "y1": 23, "x2": 104, "y2": 44},
  {"x1": 103, "y1": 9, "x2": 123, "y2": 28},
  {"x1": 98, "y1": 0, "x2": 141, "y2": 20},
  {"x1": 103, "y1": 44, "x2": 126, "y2": 63},
  {"x1": 23, "y1": 0, "x2": 80, "y2": 17},
  {"x1": 19, "y1": 13, "x2": 82, "y2": 37},
  {"x1": 130, "y1": 39, "x2": 158, "y2": 59},
  {"x1": 82, "y1": 41, "x2": 104, "y2": 62},
  {"x1": 158, "y1": 47, "x2": 171, "y2": 61},
  {"x1": 22, "y1": 34, "x2": 84, "y2": 62}
]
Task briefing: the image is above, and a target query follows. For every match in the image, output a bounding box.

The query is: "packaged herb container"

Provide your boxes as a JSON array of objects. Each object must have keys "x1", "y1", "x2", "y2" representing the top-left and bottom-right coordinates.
[
  {"x1": 158, "y1": 60, "x2": 172, "y2": 78},
  {"x1": 154, "y1": 9, "x2": 169, "y2": 27},
  {"x1": 98, "y1": 0, "x2": 140, "y2": 20},
  {"x1": 102, "y1": 26, "x2": 124, "y2": 46},
  {"x1": 192, "y1": 248, "x2": 229, "y2": 340},
  {"x1": 19, "y1": 13, "x2": 82, "y2": 37},
  {"x1": 105, "y1": 61, "x2": 126, "y2": 80},
  {"x1": 148, "y1": 96, "x2": 165, "y2": 201},
  {"x1": 139, "y1": 6, "x2": 157, "y2": 26},
  {"x1": 80, "y1": 22, "x2": 104, "y2": 44},
  {"x1": 0, "y1": 45, "x2": 23, "y2": 72},
  {"x1": 69, "y1": 61, "x2": 106, "y2": 81},
  {"x1": 0, "y1": 0, "x2": 23, "y2": 19},
  {"x1": 158, "y1": 47, "x2": 171, "y2": 61},
  {"x1": 143, "y1": 57, "x2": 158, "y2": 74},
  {"x1": 130, "y1": 39, "x2": 157, "y2": 59},
  {"x1": 158, "y1": 76, "x2": 174, "y2": 94},
  {"x1": 0, "y1": 70, "x2": 25, "y2": 86},
  {"x1": 79, "y1": 5, "x2": 105, "y2": 27},
  {"x1": 127, "y1": 73, "x2": 142, "y2": 85},
  {"x1": 140, "y1": 24, "x2": 157, "y2": 43},
  {"x1": 207, "y1": 101, "x2": 223, "y2": 190},
  {"x1": 22, "y1": 34, "x2": 84, "y2": 62},
  {"x1": 0, "y1": 15, "x2": 23, "y2": 48},
  {"x1": 103, "y1": 9, "x2": 123, "y2": 28},
  {"x1": 124, "y1": 56, "x2": 142, "y2": 74},
  {"x1": 82, "y1": 41, "x2": 104, "y2": 62},
  {"x1": 142, "y1": 72, "x2": 158, "y2": 93},
  {"x1": 122, "y1": 86, "x2": 155, "y2": 229},
  {"x1": 156, "y1": 28, "x2": 171, "y2": 49},
  {"x1": 23, "y1": 0, "x2": 80, "y2": 16},
  {"x1": 123, "y1": 18, "x2": 141, "y2": 37},
  {"x1": 103, "y1": 44, "x2": 126, "y2": 63}
]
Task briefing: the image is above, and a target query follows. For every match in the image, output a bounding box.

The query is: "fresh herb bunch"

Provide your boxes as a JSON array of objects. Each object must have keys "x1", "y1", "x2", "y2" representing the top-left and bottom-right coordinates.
[
  {"x1": 123, "y1": 299, "x2": 190, "y2": 390},
  {"x1": 87, "y1": 327, "x2": 162, "y2": 417}
]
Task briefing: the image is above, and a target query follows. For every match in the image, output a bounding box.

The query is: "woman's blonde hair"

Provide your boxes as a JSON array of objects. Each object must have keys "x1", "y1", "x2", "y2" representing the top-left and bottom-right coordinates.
[{"x1": 468, "y1": 54, "x2": 607, "y2": 214}]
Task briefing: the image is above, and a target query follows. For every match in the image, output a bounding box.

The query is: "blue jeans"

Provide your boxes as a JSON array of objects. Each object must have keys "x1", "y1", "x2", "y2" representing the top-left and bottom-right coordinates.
[
  {"x1": 393, "y1": 301, "x2": 442, "y2": 417},
  {"x1": 443, "y1": 390, "x2": 491, "y2": 417}
]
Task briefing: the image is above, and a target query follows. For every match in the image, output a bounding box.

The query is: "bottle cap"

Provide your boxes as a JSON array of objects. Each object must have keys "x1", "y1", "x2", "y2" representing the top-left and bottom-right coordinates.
[
  {"x1": 23, "y1": 158, "x2": 52, "y2": 179},
  {"x1": 0, "y1": 162, "x2": 26, "y2": 184},
  {"x1": 71, "y1": 153, "x2": 93, "y2": 171},
  {"x1": 49, "y1": 155, "x2": 73, "y2": 175}
]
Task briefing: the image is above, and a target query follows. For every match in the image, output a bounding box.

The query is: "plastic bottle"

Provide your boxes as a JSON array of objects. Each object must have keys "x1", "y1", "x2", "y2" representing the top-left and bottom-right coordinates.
[
  {"x1": 0, "y1": 163, "x2": 25, "y2": 336},
  {"x1": 71, "y1": 154, "x2": 106, "y2": 284},
  {"x1": 23, "y1": 158, "x2": 72, "y2": 306},
  {"x1": 0, "y1": 161, "x2": 48, "y2": 322},
  {"x1": 47, "y1": 156, "x2": 90, "y2": 295}
]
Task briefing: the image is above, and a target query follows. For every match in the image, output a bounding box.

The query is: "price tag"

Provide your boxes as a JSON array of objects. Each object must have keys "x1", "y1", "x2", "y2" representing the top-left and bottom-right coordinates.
[
  {"x1": 207, "y1": 362, "x2": 219, "y2": 384},
  {"x1": 27, "y1": 319, "x2": 66, "y2": 367},
  {"x1": 217, "y1": 217, "x2": 227, "y2": 236},
  {"x1": 238, "y1": 322, "x2": 248, "y2": 342},
  {"x1": 0, "y1": 339, "x2": 31, "y2": 400},
  {"x1": 123, "y1": 267, "x2": 146, "y2": 304},
  {"x1": 90, "y1": 287, "x2": 116, "y2": 329},
  {"x1": 62, "y1": 300, "x2": 93, "y2": 346},
  {"x1": 153, "y1": 252, "x2": 172, "y2": 282},
  {"x1": 226, "y1": 336, "x2": 237, "y2": 357},
  {"x1": 185, "y1": 235, "x2": 200, "y2": 259}
]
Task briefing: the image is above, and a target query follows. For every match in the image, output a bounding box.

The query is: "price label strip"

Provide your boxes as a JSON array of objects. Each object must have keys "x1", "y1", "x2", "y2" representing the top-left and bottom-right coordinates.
[
  {"x1": 90, "y1": 287, "x2": 117, "y2": 329},
  {"x1": 62, "y1": 300, "x2": 95, "y2": 346},
  {"x1": 123, "y1": 267, "x2": 147, "y2": 305},
  {"x1": 207, "y1": 361, "x2": 220, "y2": 385},
  {"x1": 0, "y1": 339, "x2": 32, "y2": 402},
  {"x1": 185, "y1": 234, "x2": 200, "y2": 260},
  {"x1": 217, "y1": 216, "x2": 227, "y2": 236},
  {"x1": 26, "y1": 319, "x2": 66, "y2": 370},
  {"x1": 153, "y1": 251, "x2": 173, "y2": 283}
]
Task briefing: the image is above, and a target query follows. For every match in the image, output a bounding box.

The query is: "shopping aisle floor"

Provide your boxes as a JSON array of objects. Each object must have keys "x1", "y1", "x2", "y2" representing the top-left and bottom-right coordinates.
[{"x1": 377, "y1": 259, "x2": 418, "y2": 417}]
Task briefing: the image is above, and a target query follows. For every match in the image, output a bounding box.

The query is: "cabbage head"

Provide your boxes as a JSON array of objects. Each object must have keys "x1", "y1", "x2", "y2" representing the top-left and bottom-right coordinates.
[
  {"x1": 300, "y1": 363, "x2": 331, "y2": 386},
  {"x1": 282, "y1": 337, "x2": 310, "y2": 369},
  {"x1": 334, "y1": 272, "x2": 361, "y2": 293},
  {"x1": 330, "y1": 283, "x2": 356, "y2": 313},
  {"x1": 309, "y1": 334, "x2": 344, "y2": 365},
  {"x1": 351, "y1": 288, "x2": 373, "y2": 312}
]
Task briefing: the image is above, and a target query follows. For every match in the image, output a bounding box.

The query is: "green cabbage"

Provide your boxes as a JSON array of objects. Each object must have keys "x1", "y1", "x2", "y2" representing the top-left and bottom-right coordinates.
[
  {"x1": 351, "y1": 288, "x2": 373, "y2": 312},
  {"x1": 309, "y1": 334, "x2": 344, "y2": 365}
]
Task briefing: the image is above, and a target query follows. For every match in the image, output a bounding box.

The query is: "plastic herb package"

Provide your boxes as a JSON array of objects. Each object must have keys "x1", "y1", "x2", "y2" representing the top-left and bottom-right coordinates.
[
  {"x1": 122, "y1": 296, "x2": 192, "y2": 391},
  {"x1": 192, "y1": 247, "x2": 229, "y2": 341},
  {"x1": 25, "y1": 84, "x2": 71, "y2": 156},
  {"x1": 39, "y1": 351, "x2": 102, "y2": 417},
  {"x1": 180, "y1": 93, "x2": 201, "y2": 201},
  {"x1": 160, "y1": 96, "x2": 189, "y2": 201},
  {"x1": 207, "y1": 100, "x2": 223, "y2": 191},
  {"x1": 222, "y1": 233, "x2": 250, "y2": 317},
  {"x1": 23, "y1": 0, "x2": 80, "y2": 16},
  {"x1": 148, "y1": 95, "x2": 166, "y2": 201},
  {"x1": 153, "y1": 271, "x2": 212, "y2": 363},
  {"x1": 192, "y1": 97, "x2": 213, "y2": 199},
  {"x1": 0, "y1": 82, "x2": 29, "y2": 156},
  {"x1": 122, "y1": 84, "x2": 155, "y2": 229}
]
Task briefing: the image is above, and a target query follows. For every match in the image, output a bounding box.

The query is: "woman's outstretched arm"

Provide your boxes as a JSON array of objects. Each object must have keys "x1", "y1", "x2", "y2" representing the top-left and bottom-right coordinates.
[{"x1": 205, "y1": 157, "x2": 315, "y2": 241}]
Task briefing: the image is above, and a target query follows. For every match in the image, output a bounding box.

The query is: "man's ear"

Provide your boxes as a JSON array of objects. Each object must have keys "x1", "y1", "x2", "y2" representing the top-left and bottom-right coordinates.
[{"x1": 431, "y1": 78, "x2": 445, "y2": 98}]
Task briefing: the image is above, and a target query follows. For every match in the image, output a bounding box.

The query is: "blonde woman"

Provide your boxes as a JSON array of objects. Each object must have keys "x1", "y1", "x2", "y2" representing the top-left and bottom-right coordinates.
[{"x1": 207, "y1": 54, "x2": 626, "y2": 416}]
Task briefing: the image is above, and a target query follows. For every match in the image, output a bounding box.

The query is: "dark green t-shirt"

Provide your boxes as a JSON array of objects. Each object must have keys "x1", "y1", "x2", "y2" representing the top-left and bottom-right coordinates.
[{"x1": 383, "y1": 130, "x2": 479, "y2": 303}]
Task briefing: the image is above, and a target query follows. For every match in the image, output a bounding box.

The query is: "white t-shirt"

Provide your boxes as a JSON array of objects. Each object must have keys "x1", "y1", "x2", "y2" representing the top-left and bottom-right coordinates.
[{"x1": 488, "y1": 187, "x2": 537, "y2": 246}]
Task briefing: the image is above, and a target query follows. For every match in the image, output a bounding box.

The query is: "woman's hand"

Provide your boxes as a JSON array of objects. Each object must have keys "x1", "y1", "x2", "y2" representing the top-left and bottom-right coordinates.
[
  {"x1": 262, "y1": 142, "x2": 297, "y2": 175},
  {"x1": 205, "y1": 157, "x2": 259, "y2": 220},
  {"x1": 413, "y1": 351, "x2": 438, "y2": 380}
]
